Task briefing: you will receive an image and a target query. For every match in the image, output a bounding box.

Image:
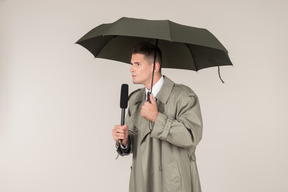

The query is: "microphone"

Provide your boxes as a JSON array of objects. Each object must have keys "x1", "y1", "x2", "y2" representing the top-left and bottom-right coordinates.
[{"x1": 120, "y1": 84, "x2": 129, "y2": 126}]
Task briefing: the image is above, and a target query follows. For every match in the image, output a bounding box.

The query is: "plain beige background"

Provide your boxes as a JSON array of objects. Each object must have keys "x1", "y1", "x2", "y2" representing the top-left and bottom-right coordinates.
[{"x1": 1, "y1": 0, "x2": 287, "y2": 191}]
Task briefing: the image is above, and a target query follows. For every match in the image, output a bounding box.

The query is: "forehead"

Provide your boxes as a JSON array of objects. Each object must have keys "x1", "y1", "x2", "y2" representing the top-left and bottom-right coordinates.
[
  {"x1": 131, "y1": 53, "x2": 151, "y2": 64},
  {"x1": 131, "y1": 53, "x2": 145, "y2": 60}
]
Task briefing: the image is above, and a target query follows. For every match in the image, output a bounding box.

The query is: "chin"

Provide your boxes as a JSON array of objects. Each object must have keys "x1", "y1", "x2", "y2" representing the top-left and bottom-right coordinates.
[
  {"x1": 132, "y1": 79, "x2": 142, "y2": 85},
  {"x1": 132, "y1": 81, "x2": 139, "y2": 84}
]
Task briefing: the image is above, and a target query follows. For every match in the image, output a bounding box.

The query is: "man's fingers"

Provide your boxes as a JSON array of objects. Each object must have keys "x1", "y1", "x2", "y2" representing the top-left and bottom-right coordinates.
[
  {"x1": 149, "y1": 94, "x2": 157, "y2": 105},
  {"x1": 112, "y1": 124, "x2": 128, "y2": 142},
  {"x1": 112, "y1": 131, "x2": 124, "y2": 139},
  {"x1": 114, "y1": 124, "x2": 128, "y2": 130},
  {"x1": 113, "y1": 125, "x2": 128, "y2": 136},
  {"x1": 149, "y1": 93, "x2": 154, "y2": 101},
  {"x1": 116, "y1": 129, "x2": 124, "y2": 133},
  {"x1": 122, "y1": 124, "x2": 128, "y2": 131}
]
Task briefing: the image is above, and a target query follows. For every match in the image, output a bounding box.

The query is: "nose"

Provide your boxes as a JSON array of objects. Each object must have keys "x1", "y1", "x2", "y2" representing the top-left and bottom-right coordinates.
[{"x1": 130, "y1": 64, "x2": 134, "y2": 73}]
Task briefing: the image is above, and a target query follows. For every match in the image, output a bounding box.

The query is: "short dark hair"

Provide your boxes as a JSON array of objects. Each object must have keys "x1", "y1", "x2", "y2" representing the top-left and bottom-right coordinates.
[{"x1": 132, "y1": 42, "x2": 162, "y2": 72}]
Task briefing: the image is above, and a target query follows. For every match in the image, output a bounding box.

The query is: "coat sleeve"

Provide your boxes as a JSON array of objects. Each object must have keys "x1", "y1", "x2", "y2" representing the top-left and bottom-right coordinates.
[
  {"x1": 150, "y1": 92, "x2": 203, "y2": 149},
  {"x1": 116, "y1": 135, "x2": 132, "y2": 156}
]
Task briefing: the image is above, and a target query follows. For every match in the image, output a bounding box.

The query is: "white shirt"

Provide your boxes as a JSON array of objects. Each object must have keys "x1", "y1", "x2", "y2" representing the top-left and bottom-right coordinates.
[{"x1": 145, "y1": 75, "x2": 164, "y2": 100}]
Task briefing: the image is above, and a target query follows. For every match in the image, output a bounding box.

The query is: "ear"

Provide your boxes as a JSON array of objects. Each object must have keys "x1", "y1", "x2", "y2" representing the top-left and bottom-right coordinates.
[{"x1": 154, "y1": 62, "x2": 161, "y2": 73}]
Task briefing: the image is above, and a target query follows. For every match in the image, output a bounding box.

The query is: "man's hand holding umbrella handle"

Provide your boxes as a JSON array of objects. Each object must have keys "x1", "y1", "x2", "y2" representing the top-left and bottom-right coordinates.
[
  {"x1": 141, "y1": 94, "x2": 159, "y2": 123},
  {"x1": 112, "y1": 124, "x2": 129, "y2": 147}
]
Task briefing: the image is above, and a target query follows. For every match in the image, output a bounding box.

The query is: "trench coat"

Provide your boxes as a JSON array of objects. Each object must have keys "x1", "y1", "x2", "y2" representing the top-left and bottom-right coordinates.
[{"x1": 116, "y1": 76, "x2": 203, "y2": 192}]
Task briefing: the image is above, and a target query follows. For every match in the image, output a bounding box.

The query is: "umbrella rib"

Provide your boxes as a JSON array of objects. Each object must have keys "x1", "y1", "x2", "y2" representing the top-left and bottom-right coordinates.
[
  {"x1": 185, "y1": 44, "x2": 198, "y2": 71},
  {"x1": 94, "y1": 35, "x2": 117, "y2": 58}
]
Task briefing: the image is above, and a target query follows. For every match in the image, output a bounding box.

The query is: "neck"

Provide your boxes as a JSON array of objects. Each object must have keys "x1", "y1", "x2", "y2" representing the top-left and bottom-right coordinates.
[{"x1": 145, "y1": 73, "x2": 161, "y2": 90}]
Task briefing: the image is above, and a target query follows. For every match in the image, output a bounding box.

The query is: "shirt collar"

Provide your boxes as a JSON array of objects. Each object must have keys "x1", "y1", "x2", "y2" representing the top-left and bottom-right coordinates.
[{"x1": 145, "y1": 75, "x2": 164, "y2": 99}]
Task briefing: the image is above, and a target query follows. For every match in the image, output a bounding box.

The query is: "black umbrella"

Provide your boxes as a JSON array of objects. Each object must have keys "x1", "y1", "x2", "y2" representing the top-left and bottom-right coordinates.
[{"x1": 76, "y1": 17, "x2": 233, "y2": 83}]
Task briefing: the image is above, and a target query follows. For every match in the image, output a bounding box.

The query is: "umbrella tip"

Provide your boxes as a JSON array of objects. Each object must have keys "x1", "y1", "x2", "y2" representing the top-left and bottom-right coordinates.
[{"x1": 218, "y1": 66, "x2": 225, "y2": 83}]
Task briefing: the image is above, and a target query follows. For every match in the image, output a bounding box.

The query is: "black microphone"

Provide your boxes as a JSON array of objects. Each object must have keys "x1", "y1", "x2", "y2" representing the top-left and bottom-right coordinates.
[{"x1": 120, "y1": 84, "x2": 129, "y2": 126}]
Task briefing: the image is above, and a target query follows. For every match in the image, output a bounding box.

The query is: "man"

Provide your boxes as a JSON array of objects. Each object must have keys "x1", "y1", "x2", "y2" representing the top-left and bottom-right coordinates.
[{"x1": 112, "y1": 42, "x2": 203, "y2": 192}]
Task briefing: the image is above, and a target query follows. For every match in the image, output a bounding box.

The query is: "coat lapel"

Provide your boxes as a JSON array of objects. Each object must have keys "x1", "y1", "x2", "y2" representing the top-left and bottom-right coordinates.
[
  {"x1": 130, "y1": 89, "x2": 151, "y2": 145},
  {"x1": 155, "y1": 76, "x2": 175, "y2": 104}
]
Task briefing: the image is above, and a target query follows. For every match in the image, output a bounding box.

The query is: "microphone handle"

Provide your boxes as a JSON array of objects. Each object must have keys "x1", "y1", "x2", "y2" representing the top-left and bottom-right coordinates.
[
  {"x1": 120, "y1": 108, "x2": 125, "y2": 143},
  {"x1": 121, "y1": 108, "x2": 125, "y2": 125}
]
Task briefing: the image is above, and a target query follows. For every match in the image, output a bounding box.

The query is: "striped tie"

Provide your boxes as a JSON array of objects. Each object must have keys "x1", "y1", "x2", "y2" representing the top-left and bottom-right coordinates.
[{"x1": 147, "y1": 91, "x2": 151, "y2": 102}]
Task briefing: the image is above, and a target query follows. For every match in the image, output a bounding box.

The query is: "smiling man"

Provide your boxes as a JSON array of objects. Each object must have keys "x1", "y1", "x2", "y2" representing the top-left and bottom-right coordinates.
[{"x1": 112, "y1": 42, "x2": 203, "y2": 192}]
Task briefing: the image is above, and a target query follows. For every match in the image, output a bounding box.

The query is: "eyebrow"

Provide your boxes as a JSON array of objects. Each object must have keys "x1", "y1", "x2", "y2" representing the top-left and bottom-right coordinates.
[{"x1": 131, "y1": 62, "x2": 140, "y2": 65}]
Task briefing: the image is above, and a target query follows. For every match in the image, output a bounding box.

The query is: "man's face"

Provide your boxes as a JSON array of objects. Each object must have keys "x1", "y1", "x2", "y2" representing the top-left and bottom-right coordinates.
[{"x1": 130, "y1": 53, "x2": 153, "y2": 88}]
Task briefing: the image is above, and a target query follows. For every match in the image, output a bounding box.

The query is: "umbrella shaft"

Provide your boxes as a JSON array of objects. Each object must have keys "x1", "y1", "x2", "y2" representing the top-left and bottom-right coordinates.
[{"x1": 150, "y1": 39, "x2": 158, "y2": 96}]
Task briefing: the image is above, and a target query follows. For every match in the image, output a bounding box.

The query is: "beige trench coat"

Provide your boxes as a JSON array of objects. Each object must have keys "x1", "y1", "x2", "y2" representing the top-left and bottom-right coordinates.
[{"x1": 117, "y1": 76, "x2": 203, "y2": 192}]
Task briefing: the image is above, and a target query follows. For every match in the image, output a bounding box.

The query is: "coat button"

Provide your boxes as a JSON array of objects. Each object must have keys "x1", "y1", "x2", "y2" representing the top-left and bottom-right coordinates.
[{"x1": 134, "y1": 126, "x2": 138, "y2": 132}]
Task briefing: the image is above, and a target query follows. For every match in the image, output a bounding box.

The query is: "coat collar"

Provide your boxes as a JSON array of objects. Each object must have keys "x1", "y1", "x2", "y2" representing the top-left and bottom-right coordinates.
[
  {"x1": 133, "y1": 88, "x2": 145, "y2": 105},
  {"x1": 132, "y1": 76, "x2": 175, "y2": 105},
  {"x1": 155, "y1": 76, "x2": 175, "y2": 104}
]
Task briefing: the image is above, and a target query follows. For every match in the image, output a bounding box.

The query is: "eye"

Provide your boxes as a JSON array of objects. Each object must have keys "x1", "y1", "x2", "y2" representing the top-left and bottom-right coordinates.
[
  {"x1": 131, "y1": 62, "x2": 140, "y2": 67},
  {"x1": 133, "y1": 63, "x2": 140, "y2": 66}
]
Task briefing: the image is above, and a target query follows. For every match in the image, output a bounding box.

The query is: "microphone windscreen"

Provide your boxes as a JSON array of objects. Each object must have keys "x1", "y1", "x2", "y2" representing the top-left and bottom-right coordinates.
[{"x1": 120, "y1": 84, "x2": 129, "y2": 109}]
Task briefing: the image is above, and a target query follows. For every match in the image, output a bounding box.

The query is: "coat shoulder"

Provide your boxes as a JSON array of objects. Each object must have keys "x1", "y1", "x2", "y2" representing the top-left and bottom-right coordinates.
[
  {"x1": 128, "y1": 88, "x2": 143, "y2": 101},
  {"x1": 173, "y1": 83, "x2": 196, "y2": 97}
]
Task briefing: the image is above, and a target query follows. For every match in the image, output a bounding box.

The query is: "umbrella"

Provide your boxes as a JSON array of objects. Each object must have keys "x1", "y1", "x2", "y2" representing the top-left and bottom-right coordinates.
[{"x1": 76, "y1": 17, "x2": 233, "y2": 82}]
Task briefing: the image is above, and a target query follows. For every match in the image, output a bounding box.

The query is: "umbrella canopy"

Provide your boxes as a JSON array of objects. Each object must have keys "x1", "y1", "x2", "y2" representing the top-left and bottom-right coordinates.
[{"x1": 76, "y1": 17, "x2": 232, "y2": 72}]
